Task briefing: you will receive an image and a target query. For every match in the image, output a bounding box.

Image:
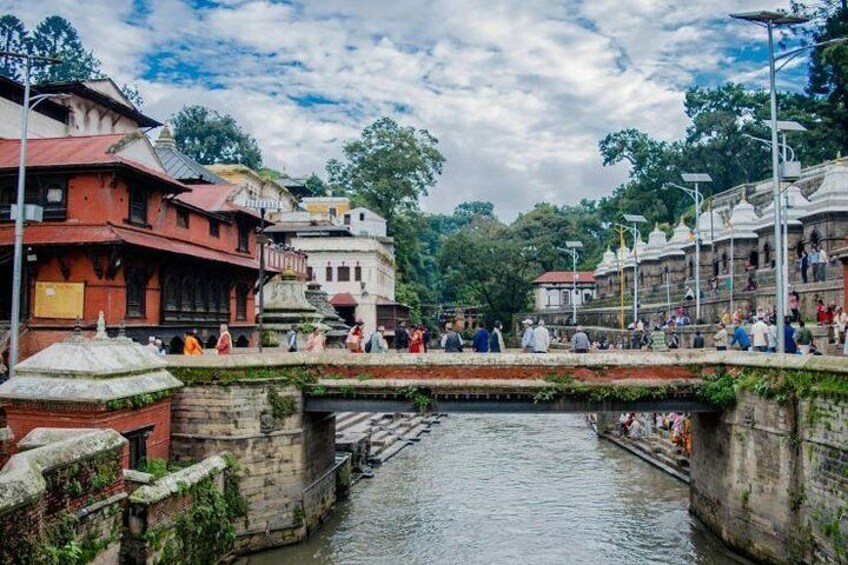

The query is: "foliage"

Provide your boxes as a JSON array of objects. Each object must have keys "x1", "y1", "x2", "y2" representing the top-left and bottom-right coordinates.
[
  {"x1": 0, "y1": 15, "x2": 27, "y2": 81},
  {"x1": 140, "y1": 458, "x2": 170, "y2": 480},
  {"x1": 171, "y1": 105, "x2": 263, "y2": 169},
  {"x1": 169, "y1": 365, "x2": 318, "y2": 388},
  {"x1": 30, "y1": 16, "x2": 101, "y2": 83},
  {"x1": 327, "y1": 117, "x2": 445, "y2": 226},
  {"x1": 267, "y1": 386, "x2": 297, "y2": 419},
  {"x1": 105, "y1": 389, "x2": 172, "y2": 411},
  {"x1": 399, "y1": 385, "x2": 432, "y2": 412},
  {"x1": 304, "y1": 173, "x2": 328, "y2": 197}
]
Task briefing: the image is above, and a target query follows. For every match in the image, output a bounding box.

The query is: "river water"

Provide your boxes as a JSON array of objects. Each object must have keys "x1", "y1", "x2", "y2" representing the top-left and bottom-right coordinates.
[{"x1": 245, "y1": 414, "x2": 746, "y2": 565}]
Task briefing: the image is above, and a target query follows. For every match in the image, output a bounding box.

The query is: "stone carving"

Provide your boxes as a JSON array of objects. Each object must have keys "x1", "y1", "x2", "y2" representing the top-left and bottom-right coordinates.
[
  {"x1": 94, "y1": 311, "x2": 108, "y2": 340},
  {"x1": 259, "y1": 412, "x2": 275, "y2": 434},
  {"x1": 262, "y1": 272, "x2": 326, "y2": 346}
]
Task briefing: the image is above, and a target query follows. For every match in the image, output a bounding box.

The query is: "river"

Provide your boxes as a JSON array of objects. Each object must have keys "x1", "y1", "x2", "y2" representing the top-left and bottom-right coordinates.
[{"x1": 244, "y1": 414, "x2": 747, "y2": 565}]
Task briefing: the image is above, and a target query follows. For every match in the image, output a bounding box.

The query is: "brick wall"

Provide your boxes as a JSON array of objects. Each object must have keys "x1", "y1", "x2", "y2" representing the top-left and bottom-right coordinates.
[
  {"x1": 691, "y1": 393, "x2": 848, "y2": 563},
  {"x1": 170, "y1": 382, "x2": 338, "y2": 553}
]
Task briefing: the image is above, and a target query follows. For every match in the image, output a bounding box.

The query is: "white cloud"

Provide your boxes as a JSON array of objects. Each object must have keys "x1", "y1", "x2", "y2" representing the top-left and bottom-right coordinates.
[{"x1": 0, "y1": 0, "x2": 802, "y2": 220}]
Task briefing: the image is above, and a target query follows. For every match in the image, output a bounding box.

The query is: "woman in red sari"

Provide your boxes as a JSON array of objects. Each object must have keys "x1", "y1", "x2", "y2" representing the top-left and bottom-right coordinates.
[
  {"x1": 346, "y1": 321, "x2": 365, "y2": 353},
  {"x1": 408, "y1": 324, "x2": 424, "y2": 353}
]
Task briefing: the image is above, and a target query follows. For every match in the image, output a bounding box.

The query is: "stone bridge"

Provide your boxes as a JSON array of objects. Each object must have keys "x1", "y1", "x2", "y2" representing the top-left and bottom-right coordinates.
[{"x1": 167, "y1": 350, "x2": 847, "y2": 414}]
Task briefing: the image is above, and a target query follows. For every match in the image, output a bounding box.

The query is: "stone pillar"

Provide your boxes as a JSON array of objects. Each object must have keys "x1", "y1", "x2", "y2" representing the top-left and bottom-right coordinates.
[{"x1": 169, "y1": 381, "x2": 338, "y2": 553}]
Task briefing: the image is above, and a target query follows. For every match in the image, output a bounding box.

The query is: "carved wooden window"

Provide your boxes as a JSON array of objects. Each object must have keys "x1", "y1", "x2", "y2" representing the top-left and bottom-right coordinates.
[
  {"x1": 236, "y1": 284, "x2": 248, "y2": 320},
  {"x1": 237, "y1": 224, "x2": 250, "y2": 252},
  {"x1": 182, "y1": 279, "x2": 194, "y2": 312},
  {"x1": 209, "y1": 219, "x2": 220, "y2": 238},
  {"x1": 164, "y1": 276, "x2": 178, "y2": 310},
  {"x1": 177, "y1": 208, "x2": 189, "y2": 229},
  {"x1": 325, "y1": 265, "x2": 333, "y2": 282},
  {"x1": 129, "y1": 187, "x2": 148, "y2": 225},
  {"x1": 125, "y1": 267, "x2": 146, "y2": 318},
  {"x1": 354, "y1": 265, "x2": 362, "y2": 281},
  {"x1": 337, "y1": 266, "x2": 350, "y2": 282}
]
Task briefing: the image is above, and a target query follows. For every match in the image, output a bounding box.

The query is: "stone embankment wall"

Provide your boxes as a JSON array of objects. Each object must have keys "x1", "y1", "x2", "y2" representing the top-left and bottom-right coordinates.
[
  {"x1": 0, "y1": 428, "x2": 127, "y2": 565},
  {"x1": 169, "y1": 381, "x2": 338, "y2": 553},
  {"x1": 691, "y1": 391, "x2": 848, "y2": 563}
]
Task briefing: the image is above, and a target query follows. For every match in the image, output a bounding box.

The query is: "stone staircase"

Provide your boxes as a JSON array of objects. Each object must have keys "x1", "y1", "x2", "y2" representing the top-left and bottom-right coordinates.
[{"x1": 335, "y1": 411, "x2": 443, "y2": 467}]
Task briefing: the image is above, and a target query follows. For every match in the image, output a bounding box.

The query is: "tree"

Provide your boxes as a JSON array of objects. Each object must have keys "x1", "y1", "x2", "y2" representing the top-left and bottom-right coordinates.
[
  {"x1": 171, "y1": 105, "x2": 263, "y2": 170},
  {"x1": 0, "y1": 15, "x2": 27, "y2": 81},
  {"x1": 326, "y1": 117, "x2": 445, "y2": 225},
  {"x1": 805, "y1": 4, "x2": 848, "y2": 149},
  {"x1": 304, "y1": 173, "x2": 328, "y2": 197},
  {"x1": 120, "y1": 83, "x2": 144, "y2": 108},
  {"x1": 30, "y1": 16, "x2": 101, "y2": 83}
]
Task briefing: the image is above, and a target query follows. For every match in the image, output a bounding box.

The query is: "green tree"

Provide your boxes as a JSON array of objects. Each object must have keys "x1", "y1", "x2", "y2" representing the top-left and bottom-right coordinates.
[
  {"x1": 0, "y1": 15, "x2": 27, "y2": 81},
  {"x1": 304, "y1": 173, "x2": 328, "y2": 197},
  {"x1": 30, "y1": 15, "x2": 101, "y2": 83},
  {"x1": 326, "y1": 117, "x2": 445, "y2": 225},
  {"x1": 805, "y1": 4, "x2": 848, "y2": 149},
  {"x1": 171, "y1": 105, "x2": 263, "y2": 169}
]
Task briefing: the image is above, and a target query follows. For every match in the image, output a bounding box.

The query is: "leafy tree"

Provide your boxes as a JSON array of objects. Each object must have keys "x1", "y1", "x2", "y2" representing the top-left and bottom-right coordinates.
[
  {"x1": 171, "y1": 105, "x2": 263, "y2": 169},
  {"x1": 120, "y1": 83, "x2": 144, "y2": 108},
  {"x1": 0, "y1": 15, "x2": 27, "y2": 81},
  {"x1": 805, "y1": 4, "x2": 848, "y2": 148},
  {"x1": 304, "y1": 173, "x2": 328, "y2": 197},
  {"x1": 30, "y1": 16, "x2": 101, "y2": 83},
  {"x1": 326, "y1": 117, "x2": 445, "y2": 225}
]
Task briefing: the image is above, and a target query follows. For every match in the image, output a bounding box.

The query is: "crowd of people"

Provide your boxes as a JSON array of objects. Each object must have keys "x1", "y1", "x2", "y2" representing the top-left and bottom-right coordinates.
[
  {"x1": 618, "y1": 412, "x2": 691, "y2": 457},
  {"x1": 177, "y1": 324, "x2": 233, "y2": 356}
]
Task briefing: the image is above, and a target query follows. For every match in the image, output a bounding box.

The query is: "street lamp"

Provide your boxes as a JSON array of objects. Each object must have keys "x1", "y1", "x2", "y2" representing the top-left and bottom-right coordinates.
[
  {"x1": 730, "y1": 10, "x2": 809, "y2": 354},
  {"x1": 246, "y1": 198, "x2": 288, "y2": 353},
  {"x1": 667, "y1": 173, "x2": 712, "y2": 323},
  {"x1": 0, "y1": 51, "x2": 63, "y2": 377},
  {"x1": 557, "y1": 241, "x2": 583, "y2": 325},
  {"x1": 617, "y1": 214, "x2": 647, "y2": 327}
]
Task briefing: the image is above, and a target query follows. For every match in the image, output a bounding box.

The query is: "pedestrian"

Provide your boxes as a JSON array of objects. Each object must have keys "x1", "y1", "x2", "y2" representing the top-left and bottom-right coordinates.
[
  {"x1": 667, "y1": 328, "x2": 680, "y2": 350},
  {"x1": 713, "y1": 323, "x2": 728, "y2": 351},
  {"x1": 808, "y1": 246, "x2": 820, "y2": 282},
  {"x1": 368, "y1": 326, "x2": 388, "y2": 353},
  {"x1": 489, "y1": 321, "x2": 505, "y2": 353},
  {"x1": 154, "y1": 338, "x2": 166, "y2": 356},
  {"x1": 835, "y1": 307, "x2": 847, "y2": 345},
  {"x1": 440, "y1": 322, "x2": 463, "y2": 352},
  {"x1": 183, "y1": 330, "x2": 203, "y2": 356},
  {"x1": 800, "y1": 249, "x2": 809, "y2": 284},
  {"x1": 766, "y1": 318, "x2": 777, "y2": 353},
  {"x1": 789, "y1": 291, "x2": 800, "y2": 322},
  {"x1": 422, "y1": 324, "x2": 431, "y2": 352},
  {"x1": 795, "y1": 320, "x2": 813, "y2": 355},
  {"x1": 784, "y1": 317, "x2": 798, "y2": 354},
  {"x1": 571, "y1": 326, "x2": 590, "y2": 353},
  {"x1": 730, "y1": 324, "x2": 751, "y2": 351},
  {"x1": 532, "y1": 319, "x2": 550, "y2": 353},
  {"x1": 472, "y1": 321, "x2": 490, "y2": 353},
  {"x1": 692, "y1": 330, "x2": 704, "y2": 349},
  {"x1": 145, "y1": 336, "x2": 158, "y2": 354},
  {"x1": 684, "y1": 286, "x2": 694, "y2": 301},
  {"x1": 215, "y1": 323, "x2": 232, "y2": 355},
  {"x1": 817, "y1": 246, "x2": 828, "y2": 281},
  {"x1": 409, "y1": 324, "x2": 425, "y2": 353},
  {"x1": 520, "y1": 319, "x2": 535, "y2": 352},
  {"x1": 649, "y1": 325, "x2": 668, "y2": 352},
  {"x1": 816, "y1": 298, "x2": 827, "y2": 326},
  {"x1": 751, "y1": 316, "x2": 768, "y2": 353},
  {"x1": 286, "y1": 327, "x2": 299, "y2": 353},
  {"x1": 394, "y1": 321, "x2": 410, "y2": 352},
  {"x1": 306, "y1": 327, "x2": 325, "y2": 352},
  {"x1": 345, "y1": 321, "x2": 364, "y2": 353}
]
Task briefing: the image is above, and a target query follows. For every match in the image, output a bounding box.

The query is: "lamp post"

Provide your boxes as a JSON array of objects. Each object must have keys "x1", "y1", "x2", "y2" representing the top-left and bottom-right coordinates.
[
  {"x1": 0, "y1": 51, "x2": 63, "y2": 377},
  {"x1": 730, "y1": 10, "x2": 810, "y2": 353},
  {"x1": 667, "y1": 173, "x2": 712, "y2": 323},
  {"x1": 557, "y1": 241, "x2": 583, "y2": 325},
  {"x1": 617, "y1": 215, "x2": 647, "y2": 327}
]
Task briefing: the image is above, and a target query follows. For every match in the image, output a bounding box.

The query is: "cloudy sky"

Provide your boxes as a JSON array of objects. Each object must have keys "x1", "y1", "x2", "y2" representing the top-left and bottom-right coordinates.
[{"x1": 4, "y1": 0, "x2": 812, "y2": 220}]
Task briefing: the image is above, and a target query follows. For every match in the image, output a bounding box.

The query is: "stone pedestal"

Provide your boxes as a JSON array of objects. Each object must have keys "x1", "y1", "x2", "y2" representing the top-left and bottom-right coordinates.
[
  {"x1": 263, "y1": 273, "x2": 326, "y2": 347},
  {"x1": 305, "y1": 281, "x2": 349, "y2": 347}
]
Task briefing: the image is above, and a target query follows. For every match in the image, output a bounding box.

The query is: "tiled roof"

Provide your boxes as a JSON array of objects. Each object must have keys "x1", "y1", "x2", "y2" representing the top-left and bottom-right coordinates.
[
  {"x1": 153, "y1": 127, "x2": 229, "y2": 185},
  {"x1": 0, "y1": 135, "x2": 188, "y2": 193},
  {"x1": 0, "y1": 223, "x2": 258, "y2": 270},
  {"x1": 531, "y1": 271, "x2": 596, "y2": 285},
  {"x1": 329, "y1": 292, "x2": 358, "y2": 306}
]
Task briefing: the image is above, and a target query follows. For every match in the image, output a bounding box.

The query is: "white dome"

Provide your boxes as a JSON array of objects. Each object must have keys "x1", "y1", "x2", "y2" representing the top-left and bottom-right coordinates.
[
  {"x1": 696, "y1": 209, "x2": 726, "y2": 244},
  {"x1": 594, "y1": 247, "x2": 617, "y2": 275},
  {"x1": 717, "y1": 196, "x2": 759, "y2": 241},
  {"x1": 659, "y1": 219, "x2": 690, "y2": 257},
  {"x1": 759, "y1": 185, "x2": 810, "y2": 228},
  {"x1": 801, "y1": 162, "x2": 848, "y2": 218},
  {"x1": 641, "y1": 225, "x2": 667, "y2": 262}
]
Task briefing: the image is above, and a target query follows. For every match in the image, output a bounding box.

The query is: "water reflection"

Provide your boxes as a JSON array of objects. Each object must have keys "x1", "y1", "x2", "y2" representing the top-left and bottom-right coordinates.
[{"x1": 244, "y1": 414, "x2": 746, "y2": 565}]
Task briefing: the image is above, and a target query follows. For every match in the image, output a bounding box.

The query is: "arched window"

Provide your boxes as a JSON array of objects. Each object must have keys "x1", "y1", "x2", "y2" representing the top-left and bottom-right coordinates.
[
  {"x1": 561, "y1": 290, "x2": 570, "y2": 305},
  {"x1": 810, "y1": 230, "x2": 820, "y2": 247},
  {"x1": 763, "y1": 242, "x2": 772, "y2": 268},
  {"x1": 749, "y1": 250, "x2": 759, "y2": 269},
  {"x1": 181, "y1": 279, "x2": 194, "y2": 311},
  {"x1": 125, "y1": 267, "x2": 146, "y2": 318}
]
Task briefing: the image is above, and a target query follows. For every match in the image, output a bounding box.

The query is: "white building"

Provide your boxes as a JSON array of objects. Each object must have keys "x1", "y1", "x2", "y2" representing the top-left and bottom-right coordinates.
[
  {"x1": 266, "y1": 196, "x2": 405, "y2": 334},
  {"x1": 207, "y1": 163, "x2": 298, "y2": 220},
  {"x1": 532, "y1": 271, "x2": 597, "y2": 312},
  {"x1": 0, "y1": 76, "x2": 161, "y2": 139}
]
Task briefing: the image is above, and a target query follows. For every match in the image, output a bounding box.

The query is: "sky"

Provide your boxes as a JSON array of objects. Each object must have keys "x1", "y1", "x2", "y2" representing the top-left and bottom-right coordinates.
[{"x1": 2, "y1": 0, "x2": 815, "y2": 221}]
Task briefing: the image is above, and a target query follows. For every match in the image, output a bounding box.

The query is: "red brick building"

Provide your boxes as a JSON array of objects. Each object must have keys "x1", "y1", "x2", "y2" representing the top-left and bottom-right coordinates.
[{"x1": 0, "y1": 133, "x2": 263, "y2": 356}]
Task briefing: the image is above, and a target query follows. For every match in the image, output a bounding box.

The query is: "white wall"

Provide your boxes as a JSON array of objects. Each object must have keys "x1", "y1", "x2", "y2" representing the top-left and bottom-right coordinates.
[
  {"x1": 534, "y1": 284, "x2": 596, "y2": 311},
  {"x1": 0, "y1": 98, "x2": 66, "y2": 139},
  {"x1": 344, "y1": 208, "x2": 386, "y2": 237}
]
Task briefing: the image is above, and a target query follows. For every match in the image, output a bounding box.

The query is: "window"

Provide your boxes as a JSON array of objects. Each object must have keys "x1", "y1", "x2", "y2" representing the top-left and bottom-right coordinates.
[
  {"x1": 236, "y1": 284, "x2": 248, "y2": 320},
  {"x1": 561, "y1": 290, "x2": 570, "y2": 305},
  {"x1": 810, "y1": 230, "x2": 820, "y2": 247},
  {"x1": 177, "y1": 208, "x2": 189, "y2": 229},
  {"x1": 763, "y1": 243, "x2": 772, "y2": 268},
  {"x1": 329, "y1": 207, "x2": 337, "y2": 218},
  {"x1": 359, "y1": 212, "x2": 365, "y2": 221},
  {"x1": 688, "y1": 260, "x2": 694, "y2": 279},
  {"x1": 354, "y1": 265, "x2": 362, "y2": 281},
  {"x1": 209, "y1": 219, "x2": 220, "y2": 238},
  {"x1": 124, "y1": 426, "x2": 153, "y2": 470},
  {"x1": 722, "y1": 252, "x2": 728, "y2": 272},
  {"x1": 325, "y1": 265, "x2": 333, "y2": 281},
  {"x1": 125, "y1": 267, "x2": 146, "y2": 318},
  {"x1": 128, "y1": 187, "x2": 148, "y2": 225},
  {"x1": 0, "y1": 175, "x2": 68, "y2": 221},
  {"x1": 307, "y1": 266, "x2": 314, "y2": 281},
  {"x1": 749, "y1": 250, "x2": 759, "y2": 269},
  {"x1": 237, "y1": 224, "x2": 250, "y2": 252},
  {"x1": 343, "y1": 214, "x2": 351, "y2": 225},
  {"x1": 338, "y1": 266, "x2": 350, "y2": 281}
]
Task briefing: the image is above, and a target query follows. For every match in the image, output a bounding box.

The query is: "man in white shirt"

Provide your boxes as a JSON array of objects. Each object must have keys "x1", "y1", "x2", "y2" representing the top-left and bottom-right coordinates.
[
  {"x1": 533, "y1": 319, "x2": 551, "y2": 353},
  {"x1": 521, "y1": 319, "x2": 535, "y2": 352},
  {"x1": 751, "y1": 316, "x2": 769, "y2": 353}
]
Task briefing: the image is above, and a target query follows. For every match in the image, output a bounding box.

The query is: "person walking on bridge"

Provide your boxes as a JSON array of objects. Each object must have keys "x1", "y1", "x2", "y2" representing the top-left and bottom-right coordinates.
[
  {"x1": 571, "y1": 326, "x2": 590, "y2": 353},
  {"x1": 472, "y1": 321, "x2": 490, "y2": 352},
  {"x1": 649, "y1": 326, "x2": 668, "y2": 352},
  {"x1": 532, "y1": 319, "x2": 550, "y2": 353},
  {"x1": 520, "y1": 319, "x2": 535, "y2": 352},
  {"x1": 441, "y1": 322, "x2": 463, "y2": 352},
  {"x1": 183, "y1": 330, "x2": 203, "y2": 356},
  {"x1": 489, "y1": 321, "x2": 505, "y2": 353}
]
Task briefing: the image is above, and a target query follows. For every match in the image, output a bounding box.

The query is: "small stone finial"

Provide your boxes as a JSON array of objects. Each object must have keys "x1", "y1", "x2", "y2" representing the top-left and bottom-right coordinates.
[
  {"x1": 94, "y1": 311, "x2": 108, "y2": 340},
  {"x1": 118, "y1": 320, "x2": 127, "y2": 339},
  {"x1": 155, "y1": 123, "x2": 176, "y2": 148},
  {"x1": 73, "y1": 317, "x2": 82, "y2": 336}
]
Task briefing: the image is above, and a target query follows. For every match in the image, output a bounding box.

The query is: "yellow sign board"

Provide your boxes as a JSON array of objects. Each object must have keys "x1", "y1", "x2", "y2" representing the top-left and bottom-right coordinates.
[{"x1": 34, "y1": 282, "x2": 85, "y2": 319}]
